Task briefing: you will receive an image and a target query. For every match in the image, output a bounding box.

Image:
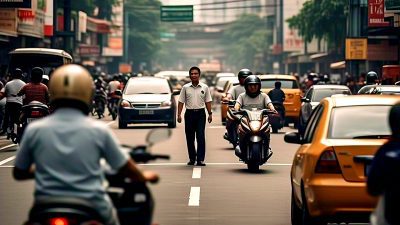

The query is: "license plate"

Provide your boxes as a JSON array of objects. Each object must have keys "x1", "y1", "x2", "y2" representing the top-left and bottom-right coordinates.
[
  {"x1": 138, "y1": 110, "x2": 154, "y2": 115},
  {"x1": 364, "y1": 163, "x2": 372, "y2": 176},
  {"x1": 27, "y1": 118, "x2": 38, "y2": 123}
]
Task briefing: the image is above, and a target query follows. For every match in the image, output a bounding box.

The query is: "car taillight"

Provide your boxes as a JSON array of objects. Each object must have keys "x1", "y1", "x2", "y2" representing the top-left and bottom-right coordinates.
[
  {"x1": 49, "y1": 217, "x2": 69, "y2": 225},
  {"x1": 30, "y1": 111, "x2": 41, "y2": 116},
  {"x1": 315, "y1": 150, "x2": 342, "y2": 174}
]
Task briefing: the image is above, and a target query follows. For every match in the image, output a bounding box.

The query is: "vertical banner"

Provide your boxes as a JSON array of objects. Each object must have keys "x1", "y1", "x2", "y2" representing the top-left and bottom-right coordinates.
[
  {"x1": 44, "y1": 0, "x2": 53, "y2": 36},
  {"x1": 102, "y1": 0, "x2": 123, "y2": 56},
  {"x1": 368, "y1": 0, "x2": 389, "y2": 27},
  {"x1": 283, "y1": 0, "x2": 305, "y2": 52}
]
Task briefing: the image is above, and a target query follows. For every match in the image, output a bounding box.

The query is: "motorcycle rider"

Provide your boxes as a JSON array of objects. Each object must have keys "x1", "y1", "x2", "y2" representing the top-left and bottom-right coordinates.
[
  {"x1": 367, "y1": 102, "x2": 400, "y2": 225},
  {"x1": 13, "y1": 64, "x2": 158, "y2": 225},
  {"x1": 16, "y1": 67, "x2": 49, "y2": 105},
  {"x1": 0, "y1": 68, "x2": 26, "y2": 139},
  {"x1": 267, "y1": 81, "x2": 286, "y2": 121},
  {"x1": 366, "y1": 71, "x2": 379, "y2": 85},
  {"x1": 234, "y1": 75, "x2": 277, "y2": 156},
  {"x1": 223, "y1": 68, "x2": 252, "y2": 142}
]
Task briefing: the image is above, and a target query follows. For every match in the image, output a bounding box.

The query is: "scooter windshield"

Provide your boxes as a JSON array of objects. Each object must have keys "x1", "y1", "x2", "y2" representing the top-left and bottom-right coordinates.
[{"x1": 243, "y1": 109, "x2": 264, "y2": 121}]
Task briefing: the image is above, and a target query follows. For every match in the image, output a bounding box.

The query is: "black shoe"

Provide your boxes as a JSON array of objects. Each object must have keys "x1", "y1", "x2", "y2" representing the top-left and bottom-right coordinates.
[
  {"x1": 187, "y1": 160, "x2": 195, "y2": 165},
  {"x1": 196, "y1": 161, "x2": 206, "y2": 166}
]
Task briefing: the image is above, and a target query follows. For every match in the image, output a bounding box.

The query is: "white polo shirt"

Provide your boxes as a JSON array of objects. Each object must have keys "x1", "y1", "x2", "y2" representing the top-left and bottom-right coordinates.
[{"x1": 178, "y1": 82, "x2": 212, "y2": 109}]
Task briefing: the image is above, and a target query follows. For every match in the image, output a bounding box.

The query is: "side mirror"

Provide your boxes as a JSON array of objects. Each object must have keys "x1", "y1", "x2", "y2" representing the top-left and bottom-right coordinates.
[
  {"x1": 301, "y1": 97, "x2": 310, "y2": 103},
  {"x1": 146, "y1": 129, "x2": 172, "y2": 148},
  {"x1": 284, "y1": 132, "x2": 303, "y2": 144},
  {"x1": 115, "y1": 90, "x2": 123, "y2": 96},
  {"x1": 228, "y1": 100, "x2": 236, "y2": 107},
  {"x1": 173, "y1": 89, "x2": 181, "y2": 95}
]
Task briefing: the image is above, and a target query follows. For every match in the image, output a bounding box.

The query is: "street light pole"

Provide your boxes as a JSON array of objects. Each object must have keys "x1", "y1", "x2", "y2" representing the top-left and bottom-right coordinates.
[{"x1": 123, "y1": 0, "x2": 129, "y2": 63}]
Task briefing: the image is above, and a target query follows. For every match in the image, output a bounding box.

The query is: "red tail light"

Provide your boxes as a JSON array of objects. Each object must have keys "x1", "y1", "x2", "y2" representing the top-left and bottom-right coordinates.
[
  {"x1": 30, "y1": 111, "x2": 42, "y2": 116},
  {"x1": 315, "y1": 150, "x2": 342, "y2": 174},
  {"x1": 49, "y1": 217, "x2": 69, "y2": 225}
]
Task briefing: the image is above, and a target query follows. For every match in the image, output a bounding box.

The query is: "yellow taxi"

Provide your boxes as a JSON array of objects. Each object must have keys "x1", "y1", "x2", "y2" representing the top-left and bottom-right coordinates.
[
  {"x1": 259, "y1": 74, "x2": 302, "y2": 125},
  {"x1": 284, "y1": 95, "x2": 400, "y2": 224}
]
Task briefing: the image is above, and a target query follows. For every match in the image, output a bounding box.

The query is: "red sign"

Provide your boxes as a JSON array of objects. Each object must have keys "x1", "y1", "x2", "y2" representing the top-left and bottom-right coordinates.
[
  {"x1": 18, "y1": 9, "x2": 35, "y2": 19},
  {"x1": 368, "y1": 0, "x2": 389, "y2": 27}
]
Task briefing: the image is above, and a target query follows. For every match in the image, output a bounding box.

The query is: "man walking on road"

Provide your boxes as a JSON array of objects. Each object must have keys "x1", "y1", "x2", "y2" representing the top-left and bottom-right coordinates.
[{"x1": 177, "y1": 66, "x2": 212, "y2": 166}]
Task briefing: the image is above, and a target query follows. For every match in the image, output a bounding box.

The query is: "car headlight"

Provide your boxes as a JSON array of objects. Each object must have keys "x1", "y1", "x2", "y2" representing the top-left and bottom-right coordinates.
[
  {"x1": 121, "y1": 100, "x2": 131, "y2": 108},
  {"x1": 161, "y1": 100, "x2": 172, "y2": 107}
]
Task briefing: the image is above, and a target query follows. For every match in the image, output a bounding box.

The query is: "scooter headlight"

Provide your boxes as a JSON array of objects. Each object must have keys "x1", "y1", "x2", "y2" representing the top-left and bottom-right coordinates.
[{"x1": 249, "y1": 121, "x2": 261, "y2": 131}]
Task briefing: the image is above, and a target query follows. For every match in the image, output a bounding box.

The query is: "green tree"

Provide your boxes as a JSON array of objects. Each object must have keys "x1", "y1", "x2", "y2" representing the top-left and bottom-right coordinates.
[
  {"x1": 221, "y1": 14, "x2": 272, "y2": 71},
  {"x1": 286, "y1": 0, "x2": 348, "y2": 54},
  {"x1": 125, "y1": 0, "x2": 162, "y2": 71}
]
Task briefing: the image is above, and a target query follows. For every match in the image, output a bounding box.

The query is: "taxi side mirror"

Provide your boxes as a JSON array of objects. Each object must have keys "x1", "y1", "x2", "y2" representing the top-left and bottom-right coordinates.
[{"x1": 284, "y1": 132, "x2": 303, "y2": 144}]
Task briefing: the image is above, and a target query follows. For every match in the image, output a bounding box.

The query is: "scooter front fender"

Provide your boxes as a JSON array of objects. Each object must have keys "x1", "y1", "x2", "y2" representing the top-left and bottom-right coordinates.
[{"x1": 249, "y1": 135, "x2": 262, "y2": 143}]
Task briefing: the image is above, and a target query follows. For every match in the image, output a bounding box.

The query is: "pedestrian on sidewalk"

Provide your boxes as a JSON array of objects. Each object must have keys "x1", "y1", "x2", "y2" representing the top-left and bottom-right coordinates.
[{"x1": 177, "y1": 66, "x2": 212, "y2": 166}]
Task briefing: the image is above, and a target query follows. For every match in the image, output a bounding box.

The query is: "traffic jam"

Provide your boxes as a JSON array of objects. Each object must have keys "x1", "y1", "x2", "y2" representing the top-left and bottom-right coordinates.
[{"x1": 1, "y1": 0, "x2": 400, "y2": 225}]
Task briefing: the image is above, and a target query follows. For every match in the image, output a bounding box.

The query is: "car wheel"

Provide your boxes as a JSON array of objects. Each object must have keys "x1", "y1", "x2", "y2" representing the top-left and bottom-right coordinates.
[
  {"x1": 118, "y1": 118, "x2": 127, "y2": 129},
  {"x1": 291, "y1": 189, "x2": 302, "y2": 225}
]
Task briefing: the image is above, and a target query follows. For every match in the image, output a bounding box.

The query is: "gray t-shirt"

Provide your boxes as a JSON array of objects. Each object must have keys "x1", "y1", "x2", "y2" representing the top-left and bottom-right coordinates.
[
  {"x1": 14, "y1": 108, "x2": 128, "y2": 222},
  {"x1": 2, "y1": 79, "x2": 26, "y2": 104},
  {"x1": 228, "y1": 85, "x2": 245, "y2": 100},
  {"x1": 236, "y1": 92, "x2": 272, "y2": 110}
]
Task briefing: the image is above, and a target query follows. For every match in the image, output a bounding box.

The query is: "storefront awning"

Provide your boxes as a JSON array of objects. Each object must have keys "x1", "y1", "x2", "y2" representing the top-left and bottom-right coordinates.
[
  {"x1": 330, "y1": 61, "x2": 346, "y2": 69},
  {"x1": 310, "y1": 52, "x2": 328, "y2": 60},
  {"x1": 87, "y1": 16, "x2": 111, "y2": 33}
]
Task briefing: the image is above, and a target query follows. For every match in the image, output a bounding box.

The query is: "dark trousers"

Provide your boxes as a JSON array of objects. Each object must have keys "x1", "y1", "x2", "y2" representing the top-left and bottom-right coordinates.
[
  {"x1": 184, "y1": 109, "x2": 206, "y2": 162},
  {"x1": 4, "y1": 102, "x2": 22, "y2": 132}
]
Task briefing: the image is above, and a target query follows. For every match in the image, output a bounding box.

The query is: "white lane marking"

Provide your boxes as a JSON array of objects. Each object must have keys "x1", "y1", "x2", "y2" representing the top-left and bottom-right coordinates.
[
  {"x1": 0, "y1": 156, "x2": 16, "y2": 166},
  {"x1": 106, "y1": 121, "x2": 115, "y2": 126},
  {"x1": 208, "y1": 126, "x2": 225, "y2": 129},
  {"x1": 188, "y1": 187, "x2": 200, "y2": 206},
  {"x1": 192, "y1": 168, "x2": 201, "y2": 179},
  {"x1": 0, "y1": 144, "x2": 17, "y2": 151},
  {"x1": 139, "y1": 162, "x2": 292, "y2": 166}
]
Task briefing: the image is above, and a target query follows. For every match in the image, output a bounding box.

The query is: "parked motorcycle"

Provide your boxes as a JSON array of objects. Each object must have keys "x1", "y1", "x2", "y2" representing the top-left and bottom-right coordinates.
[
  {"x1": 25, "y1": 129, "x2": 171, "y2": 225},
  {"x1": 234, "y1": 108, "x2": 274, "y2": 171},
  {"x1": 269, "y1": 102, "x2": 285, "y2": 133},
  {"x1": 224, "y1": 100, "x2": 240, "y2": 148},
  {"x1": 14, "y1": 101, "x2": 50, "y2": 144}
]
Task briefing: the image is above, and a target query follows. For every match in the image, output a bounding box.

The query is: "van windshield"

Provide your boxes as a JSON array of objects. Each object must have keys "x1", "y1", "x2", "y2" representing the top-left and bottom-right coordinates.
[{"x1": 8, "y1": 54, "x2": 65, "y2": 79}]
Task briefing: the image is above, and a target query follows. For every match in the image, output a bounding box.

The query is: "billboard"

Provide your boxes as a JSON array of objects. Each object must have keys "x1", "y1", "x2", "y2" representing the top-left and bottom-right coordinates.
[
  {"x1": 103, "y1": 0, "x2": 123, "y2": 57},
  {"x1": 283, "y1": 0, "x2": 305, "y2": 52}
]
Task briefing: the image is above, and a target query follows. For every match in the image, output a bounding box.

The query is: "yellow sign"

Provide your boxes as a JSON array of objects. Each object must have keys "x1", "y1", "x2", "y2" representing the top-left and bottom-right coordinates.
[{"x1": 346, "y1": 38, "x2": 367, "y2": 60}]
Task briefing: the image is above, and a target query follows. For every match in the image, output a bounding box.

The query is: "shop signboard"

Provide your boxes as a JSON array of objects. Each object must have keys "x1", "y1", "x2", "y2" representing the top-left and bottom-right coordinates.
[
  {"x1": 0, "y1": 8, "x2": 17, "y2": 36},
  {"x1": 368, "y1": 0, "x2": 389, "y2": 27},
  {"x1": 0, "y1": 0, "x2": 31, "y2": 8},
  {"x1": 345, "y1": 38, "x2": 367, "y2": 60}
]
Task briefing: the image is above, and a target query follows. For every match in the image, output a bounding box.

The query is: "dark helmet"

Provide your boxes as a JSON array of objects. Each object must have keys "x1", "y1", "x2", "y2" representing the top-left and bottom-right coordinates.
[
  {"x1": 244, "y1": 75, "x2": 261, "y2": 98},
  {"x1": 238, "y1": 68, "x2": 252, "y2": 79},
  {"x1": 12, "y1": 68, "x2": 23, "y2": 79},
  {"x1": 31, "y1": 67, "x2": 44, "y2": 83},
  {"x1": 366, "y1": 71, "x2": 378, "y2": 85}
]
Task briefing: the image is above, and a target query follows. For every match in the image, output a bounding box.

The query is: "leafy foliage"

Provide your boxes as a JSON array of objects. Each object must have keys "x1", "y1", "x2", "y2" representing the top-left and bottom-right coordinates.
[
  {"x1": 286, "y1": 0, "x2": 348, "y2": 53},
  {"x1": 221, "y1": 14, "x2": 272, "y2": 71},
  {"x1": 125, "y1": 0, "x2": 162, "y2": 71}
]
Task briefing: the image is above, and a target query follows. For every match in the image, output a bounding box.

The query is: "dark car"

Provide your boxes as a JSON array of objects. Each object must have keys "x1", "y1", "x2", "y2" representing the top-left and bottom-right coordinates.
[
  {"x1": 118, "y1": 77, "x2": 179, "y2": 129},
  {"x1": 299, "y1": 85, "x2": 351, "y2": 135}
]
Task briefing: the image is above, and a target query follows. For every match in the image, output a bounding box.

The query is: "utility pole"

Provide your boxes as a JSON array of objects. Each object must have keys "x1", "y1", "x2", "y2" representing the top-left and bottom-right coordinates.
[
  {"x1": 63, "y1": 0, "x2": 72, "y2": 54},
  {"x1": 123, "y1": 0, "x2": 129, "y2": 63}
]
